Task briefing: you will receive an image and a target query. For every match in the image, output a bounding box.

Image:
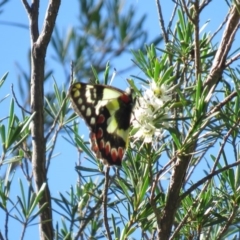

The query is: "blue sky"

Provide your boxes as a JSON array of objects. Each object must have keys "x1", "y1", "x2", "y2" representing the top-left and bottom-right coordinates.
[{"x1": 0, "y1": 0, "x2": 230, "y2": 239}]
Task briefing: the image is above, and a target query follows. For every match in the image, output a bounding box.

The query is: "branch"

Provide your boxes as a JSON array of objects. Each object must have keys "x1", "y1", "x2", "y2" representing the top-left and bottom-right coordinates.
[
  {"x1": 181, "y1": 159, "x2": 240, "y2": 200},
  {"x1": 74, "y1": 198, "x2": 102, "y2": 240},
  {"x1": 11, "y1": 84, "x2": 31, "y2": 114},
  {"x1": 171, "y1": 120, "x2": 239, "y2": 238},
  {"x1": 103, "y1": 167, "x2": 112, "y2": 240},
  {"x1": 45, "y1": 95, "x2": 68, "y2": 141},
  {"x1": 209, "y1": 12, "x2": 229, "y2": 43},
  {"x1": 199, "y1": 0, "x2": 213, "y2": 12},
  {"x1": 21, "y1": 0, "x2": 31, "y2": 14},
  {"x1": 167, "y1": 3, "x2": 178, "y2": 36},
  {"x1": 159, "y1": 154, "x2": 190, "y2": 239},
  {"x1": 37, "y1": 0, "x2": 61, "y2": 49},
  {"x1": 22, "y1": 0, "x2": 61, "y2": 239},
  {"x1": 0, "y1": 231, "x2": 4, "y2": 240},
  {"x1": 206, "y1": 90, "x2": 237, "y2": 118},
  {"x1": 193, "y1": 1, "x2": 201, "y2": 78},
  {"x1": 155, "y1": 0, "x2": 168, "y2": 43},
  {"x1": 225, "y1": 51, "x2": 240, "y2": 66},
  {"x1": 204, "y1": 5, "x2": 240, "y2": 89},
  {"x1": 159, "y1": 4, "x2": 240, "y2": 238},
  {"x1": 217, "y1": 204, "x2": 238, "y2": 240},
  {"x1": 4, "y1": 211, "x2": 8, "y2": 240},
  {"x1": 171, "y1": 161, "x2": 240, "y2": 239},
  {"x1": 181, "y1": 0, "x2": 194, "y2": 23},
  {"x1": 46, "y1": 126, "x2": 61, "y2": 171}
]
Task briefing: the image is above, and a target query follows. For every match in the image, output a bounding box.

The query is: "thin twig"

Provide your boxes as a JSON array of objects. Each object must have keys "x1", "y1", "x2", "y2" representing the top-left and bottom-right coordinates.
[
  {"x1": 217, "y1": 204, "x2": 238, "y2": 240},
  {"x1": 21, "y1": 0, "x2": 31, "y2": 14},
  {"x1": 45, "y1": 95, "x2": 68, "y2": 141},
  {"x1": 0, "y1": 231, "x2": 4, "y2": 240},
  {"x1": 46, "y1": 125, "x2": 61, "y2": 171},
  {"x1": 207, "y1": 118, "x2": 240, "y2": 180},
  {"x1": 74, "y1": 198, "x2": 102, "y2": 240},
  {"x1": 149, "y1": 156, "x2": 161, "y2": 233},
  {"x1": 209, "y1": 14, "x2": 229, "y2": 43},
  {"x1": 184, "y1": 151, "x2": 205, "y2": 184},
  {"x1": 4, "y1": 212, "x2": 8, "y2": 240},
  {"x1": 171, "y1": 122, "x2": 239, "y2": 239},
  {"x1": 181, "y1": 159, "x2": 240, "y2": 200},
  {"x1": 206, "y1": 91, "x2": 237, "y2": 118},
  {"x1": 20, "y1": 222, "x2": 27, "y2": 240},
  {"x1": 193, "y1": 1, "x2": 200, "y2": 79},
  {"x1": 181, "y1": 0, "x2": 194, "y2": 23},
  {"x1": 199, "y1": 0, "x2": 212, "y2": 12},
  {"x1": 167, "y1": 3, "x2": 178, "y2": 36},
  {"x1": 103, "y1": 167, "x2": 112, "y2": 240},
  {"x1": 11, "y1": 84, "x2": 31, "y2": 114},
  {"x1": 225, "y1": 52, "x2": 240, "y2": 66},
  {"x1": 204, "y1": 5, "x2": 240, "y2": 88},
  {"x1": 70, "y1": 61, "x2": 74, "y2": 85},
  {"x1": 46, "y1": 62, "x2": 71, "y2": 142},
  {"x1": 169, "y1": 160, "x2": 240, "y2": 240},
  {"x1": 155, "y1": 0, "x2": 169, "y2": 43}
]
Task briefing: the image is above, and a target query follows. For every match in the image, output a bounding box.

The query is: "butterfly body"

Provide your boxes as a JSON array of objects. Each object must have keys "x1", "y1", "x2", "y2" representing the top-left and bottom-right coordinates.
[{"x1": 69, "y1": 82, "x2": 134, "y2": 166}]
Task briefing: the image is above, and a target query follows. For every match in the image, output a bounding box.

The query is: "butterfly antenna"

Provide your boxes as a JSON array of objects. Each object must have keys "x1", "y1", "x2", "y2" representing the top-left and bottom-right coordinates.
[
  {"x1": 109, "y1": 68, "x2": 117, "y2": 86},
  {"x1": 70, "y1": 61, "x2": 74, "y2": 85}
]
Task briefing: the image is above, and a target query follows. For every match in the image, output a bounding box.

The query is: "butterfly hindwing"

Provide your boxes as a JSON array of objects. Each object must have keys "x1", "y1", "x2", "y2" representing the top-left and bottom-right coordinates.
[{"x1": 69, "y1": 82, "x2": 134, "y2": 166}]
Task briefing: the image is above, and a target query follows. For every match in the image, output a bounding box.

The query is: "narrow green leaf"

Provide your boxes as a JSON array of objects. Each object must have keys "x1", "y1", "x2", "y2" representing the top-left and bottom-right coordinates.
[
  {"x1": 0, "y1": 124, "x2": 6, "y2": 152},
  {"x1": 19, "y1": 179, "x2": 27, "y2": 211},
  {"x1": 104, "y1": 62, "x2": 110, "y2": 85},
  {"x1": 160, "y1": 66, "x2": 174, "y2": 85},
  {"x1": 28, "y1": 183, "x2": 46, "y2": 217},
  {"x1": 177, "y1": 9, "x2": 186, "y2": 33},
  {"x1": 91, "y1": 65, "x2": 99, "y2": 83},
  {"x1": 20, "y1": 112, "x2": 36, "y2": 134},
  {"x1": 154, "y1": 58, "x2": 160, "y2": 82},
  {"x1": 0, "y1": 72, "x2": 8, "y2": 88},
  {"x1": 112, "y1": 214, "x2": 118, "y2": 238},
  {"x1": 117, "y1": 179, "x2": 131, "y2": 203},
  {"x1": 53, "y1": 78, "x2": 61, "y2": 104},
  {"x1": 228, "y1": 169, "x2": 235, "y2": 192},
  {"x1": 177, "y1": 23, "x2": 184, "y2": 42}
]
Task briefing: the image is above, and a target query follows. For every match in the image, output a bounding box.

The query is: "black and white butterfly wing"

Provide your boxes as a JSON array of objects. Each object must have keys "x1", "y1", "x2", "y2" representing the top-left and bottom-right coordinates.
[{"x1": 69, "y1": 82, "x2": 134, "y2": 166}]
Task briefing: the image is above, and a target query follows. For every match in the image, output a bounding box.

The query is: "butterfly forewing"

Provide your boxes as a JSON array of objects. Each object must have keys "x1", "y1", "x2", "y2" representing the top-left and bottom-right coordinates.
[{"x1": 69, "y1": 82, "x2": 134, "y2": 166}]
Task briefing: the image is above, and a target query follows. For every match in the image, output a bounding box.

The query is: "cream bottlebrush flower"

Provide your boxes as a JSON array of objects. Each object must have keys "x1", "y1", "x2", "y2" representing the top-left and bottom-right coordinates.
[{"x1": 132, "y1": 81, "x2": 170, "y2": 144}]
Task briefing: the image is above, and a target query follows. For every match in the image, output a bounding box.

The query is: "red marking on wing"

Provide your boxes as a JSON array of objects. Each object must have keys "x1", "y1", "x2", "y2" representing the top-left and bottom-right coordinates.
[
  {"x1": 118, "y1": 147, "x2": 124, "y2": 160},
  {"x1": 119, "y1": 93, "x2": 131, "y2": 103},
  {"x1": 111, "y1": 148, "x2": 118, "y2": 162},
  {"x1": 90, "y1": 133, "x2": 99, "y2": 152},
  {"x1": 99, "y1": 139, "x2": 105, "y2": 150},
  {"x1": 105, "y1": 142, "x2": 111, "y2": 155},
  {"x1": 96, "y1": 128, "x2": 103, "y2": 139},
  {"x1": 97, "y1": 114, "x2": 105, "y2": 124}
]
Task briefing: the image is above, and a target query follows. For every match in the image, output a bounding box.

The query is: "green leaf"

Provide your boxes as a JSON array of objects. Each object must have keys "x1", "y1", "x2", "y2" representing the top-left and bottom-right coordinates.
[
  {"x1": 103, "y1": 61, "x2": 110, "y2": 85},
  {"x1": 0, "y1": 124, "x2": 6, "y2": 152},
  {"x1": 0, "y1": 72, "x2": 8, "y2": 88},
  {"x1": 28, "y1": 183, "x2": 46, "y2": 218}
]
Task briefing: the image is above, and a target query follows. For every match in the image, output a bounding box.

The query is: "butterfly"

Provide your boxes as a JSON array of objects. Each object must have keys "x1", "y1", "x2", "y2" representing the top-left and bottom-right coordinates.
[{"x1": 69, "y1": 82, "x2": 134, "y2": 166}]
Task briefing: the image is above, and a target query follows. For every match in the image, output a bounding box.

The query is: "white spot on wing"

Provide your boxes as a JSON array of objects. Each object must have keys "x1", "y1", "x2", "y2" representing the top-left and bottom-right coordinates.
[
  {"x1": 78, "y1": 98, "x2": 83, "y2": 105},
  {"x1": 95, "y1": 100, "x2": 109, "y2": 115},
  {"x1": 90, "y1": 117, "x2": 96, "y2": 125},
  {"x1": 86, "y1": 108, "x2": 92, "y2": 116},
  {"x1": 86, "y1": 88, "x2": 94, "y2": 103}
]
